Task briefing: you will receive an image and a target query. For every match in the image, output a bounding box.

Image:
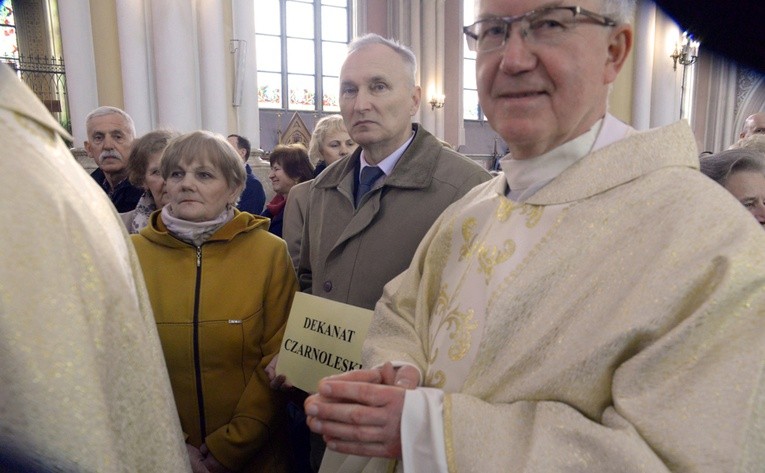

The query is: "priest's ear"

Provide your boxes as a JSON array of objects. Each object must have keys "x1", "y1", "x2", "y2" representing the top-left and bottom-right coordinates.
[{"x1": 603, "y1": 24, "x2": 633, "y2": 84}]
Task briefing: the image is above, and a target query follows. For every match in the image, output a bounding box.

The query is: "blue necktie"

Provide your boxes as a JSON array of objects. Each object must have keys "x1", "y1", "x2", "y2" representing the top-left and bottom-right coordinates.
[{"x1": 355, "y1": 166, "x2": 384, "y2": 206}]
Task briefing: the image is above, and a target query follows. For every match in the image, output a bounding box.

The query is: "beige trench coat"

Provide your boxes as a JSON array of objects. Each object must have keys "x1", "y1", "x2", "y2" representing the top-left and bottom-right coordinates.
[{"x1": 298, "y1": 124, "x2": 491, "y2": 310}]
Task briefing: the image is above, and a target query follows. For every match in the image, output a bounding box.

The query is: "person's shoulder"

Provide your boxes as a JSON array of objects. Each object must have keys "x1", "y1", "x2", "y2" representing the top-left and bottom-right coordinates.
[
  {"x1": 235, "y1": 212, "x2": 287, "y2": 244},
  {"x1": 414, "y1": 125, "x2": 490, "y2": 172},
  {"x1": 313, "y1": 154, "x2": 354, "y2": 188},
  {"x1": 287, "y1": 179, "x2": 313, "y2": 205},
  {"x1": 432, "y1": 145, "x2": 492, "y2": 186}
]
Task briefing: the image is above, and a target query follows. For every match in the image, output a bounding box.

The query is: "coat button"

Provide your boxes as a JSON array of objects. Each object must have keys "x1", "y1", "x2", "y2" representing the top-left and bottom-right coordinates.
[{"x1": 323, "y1": 280, "x2": 333, "y2": 292}]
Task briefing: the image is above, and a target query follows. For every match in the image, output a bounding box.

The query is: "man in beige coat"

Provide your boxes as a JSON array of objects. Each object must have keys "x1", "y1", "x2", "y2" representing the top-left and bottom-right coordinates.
[
  {"x1": 275, "y1": 33, "x2": 489, "y2": 471},
  {"x1": 297, "y1": 34, "x2": 490, "y2": 311},
  {"x1": 0, "y1": 65, "x2": 190, "y2": 471},
  {"x1": 305, "y1": 1, "x2": 765, "y2": 471}
]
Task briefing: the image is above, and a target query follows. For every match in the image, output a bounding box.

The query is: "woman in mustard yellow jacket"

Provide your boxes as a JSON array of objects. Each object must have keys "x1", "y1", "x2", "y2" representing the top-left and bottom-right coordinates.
[{"x1": 132, "y1": 131, "x2": 297, "y2": 473}]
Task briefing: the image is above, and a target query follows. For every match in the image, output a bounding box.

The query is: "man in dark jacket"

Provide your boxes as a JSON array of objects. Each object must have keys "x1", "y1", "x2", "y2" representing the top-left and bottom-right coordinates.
[
  {"x1": 228, "y1": 134, "x2": 267, "y2": 214},
  {"x1": 84, "y1": 106, "x2": 143, "y2": 212}
]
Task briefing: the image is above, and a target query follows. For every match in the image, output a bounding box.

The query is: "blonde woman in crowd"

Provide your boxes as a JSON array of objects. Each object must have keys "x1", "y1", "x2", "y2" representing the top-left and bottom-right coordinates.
[
  {"x1": 284, "y1": 115, "x2": 357, "y2": 268},
  {"x1": 131, "y1": 131, "x2": 297, "y2": 473},
  {"x1": 308, "y1": 114, "x2": 356, "y2": 176}
]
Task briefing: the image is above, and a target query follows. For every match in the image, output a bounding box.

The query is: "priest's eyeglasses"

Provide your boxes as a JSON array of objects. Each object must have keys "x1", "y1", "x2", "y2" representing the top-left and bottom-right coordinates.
[{"x1": 463, "y1": 6, "x2": 617, "y2": 52}]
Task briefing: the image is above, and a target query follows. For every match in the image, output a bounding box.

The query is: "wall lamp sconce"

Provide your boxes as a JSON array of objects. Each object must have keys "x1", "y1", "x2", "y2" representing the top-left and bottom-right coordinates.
[
  {"x1": 670, "y1": 32, "x2": 699, "y2": 71},
  {"x1": 429, "y1": 94, "x2": 445, "y2": 110}
]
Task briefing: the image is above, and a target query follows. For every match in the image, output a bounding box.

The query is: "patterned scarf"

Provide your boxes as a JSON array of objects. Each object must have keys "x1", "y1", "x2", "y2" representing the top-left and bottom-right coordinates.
[
  {"x1": 161, "y1": 205, "x2": 234, "y2": 247},
  {"x1": 130, "y1": 191, "x2": 157, "y2": 235}
]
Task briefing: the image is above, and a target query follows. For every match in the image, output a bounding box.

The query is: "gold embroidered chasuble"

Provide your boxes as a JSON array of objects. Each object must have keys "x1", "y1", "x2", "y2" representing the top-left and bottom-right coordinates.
[
  {"x1": 0, "y1": 66, "x2": 190, "y2": 470},
  {"x1": 363, "y1": 121, "x2": 765, "y2": 472}
]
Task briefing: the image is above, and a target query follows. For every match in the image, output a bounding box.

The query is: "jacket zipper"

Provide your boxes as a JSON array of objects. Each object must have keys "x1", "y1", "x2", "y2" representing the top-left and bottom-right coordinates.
[{"x1": 193, "y1": 245, "x2": 207, "y2": 440}]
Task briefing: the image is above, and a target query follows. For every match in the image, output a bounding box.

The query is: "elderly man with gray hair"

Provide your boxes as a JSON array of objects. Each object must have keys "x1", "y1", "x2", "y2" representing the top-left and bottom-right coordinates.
[
  {"x1": 84, "y1": 106, "x2": 143, "y2": 212},
  {"x1": 305, "y1": 0, "x2": 765, "y2": 471}
]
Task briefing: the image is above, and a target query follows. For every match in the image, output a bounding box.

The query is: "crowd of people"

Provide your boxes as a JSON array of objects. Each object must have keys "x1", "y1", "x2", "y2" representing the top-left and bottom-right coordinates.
[{"x1": 2, "y1": 0, "x2": 765, "y2": 472}]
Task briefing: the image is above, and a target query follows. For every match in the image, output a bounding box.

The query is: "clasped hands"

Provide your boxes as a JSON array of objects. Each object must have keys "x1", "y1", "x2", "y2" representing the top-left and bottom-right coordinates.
[{"x1": 304, "y1": 362, "x2": 420, "y2": 458}]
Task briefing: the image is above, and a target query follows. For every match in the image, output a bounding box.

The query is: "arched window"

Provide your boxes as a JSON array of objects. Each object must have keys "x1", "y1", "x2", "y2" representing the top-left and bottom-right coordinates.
[{"x1": 256, "y1": 0, "x2": 351, "y2": 112}]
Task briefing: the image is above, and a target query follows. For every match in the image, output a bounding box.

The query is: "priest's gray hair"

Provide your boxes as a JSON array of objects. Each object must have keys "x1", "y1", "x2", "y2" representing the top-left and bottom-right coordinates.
[
  {"x1": 471, "y1": 1, "x2": 635, "y2": 25},
  {"x1": 602, "y1": 0, "x2": 636, "y2": 24}
]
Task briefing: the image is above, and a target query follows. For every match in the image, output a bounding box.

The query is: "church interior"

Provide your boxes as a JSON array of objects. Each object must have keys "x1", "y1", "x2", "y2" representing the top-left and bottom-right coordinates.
[{"x1": 5, "y1": 0, "x2": 765, "y2": 187}]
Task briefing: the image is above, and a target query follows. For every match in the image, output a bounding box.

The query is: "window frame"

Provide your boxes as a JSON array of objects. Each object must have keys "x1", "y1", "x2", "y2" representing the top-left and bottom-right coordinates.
[{"x1": 256, "y1": 0, "x2": 352, "y2": 112}]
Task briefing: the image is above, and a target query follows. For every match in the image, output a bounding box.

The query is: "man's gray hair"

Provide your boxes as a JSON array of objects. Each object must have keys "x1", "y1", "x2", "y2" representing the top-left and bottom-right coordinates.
[
  {"x1": 85, "y1": 106, "x2": 136, "y2": 138},
  {"x1": 347, "y1": 33, "x2": 417, "y2": 86},
  {"x1": 602, "y1": 0, "x2": 635, "y2": 24}
]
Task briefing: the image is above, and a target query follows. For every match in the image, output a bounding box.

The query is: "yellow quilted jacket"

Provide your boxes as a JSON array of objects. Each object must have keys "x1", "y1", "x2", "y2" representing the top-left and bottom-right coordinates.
[{"x1": 132, "y1": 210, "x2": 297, "y2": 472}]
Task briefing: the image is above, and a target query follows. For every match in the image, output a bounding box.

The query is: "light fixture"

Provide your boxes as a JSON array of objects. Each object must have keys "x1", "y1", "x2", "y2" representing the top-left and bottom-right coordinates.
[
  {"x1": 429, "y1": 94, "x2": 445, "y2": 111},
  {"x1": 670, "y1": 32, "x2": 699, "y2": 71}
]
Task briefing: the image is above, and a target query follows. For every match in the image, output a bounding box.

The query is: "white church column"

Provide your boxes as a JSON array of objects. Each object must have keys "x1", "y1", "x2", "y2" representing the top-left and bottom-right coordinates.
[
  {"x1": 390, "y1": 0, "x2": 447, "y2": 140},
  {"x1": 631, "y1": 1, "x2": 655, "y2": 131},
  {"x1": 197, "y1": 0, "x2": 228, "y2": 134},
  {"x1": 650, "y1": 10, "x2": 683, "y2": 128},
  {"x1": 232, "y1": 0, "x2": 261, "y2": 148},
  {"x1": 419, "y1": 0, "x2": 446, "y2": 139},
  {"x1": 116, "y1": 0, "x2": 154, "y2": 135},
  {"x1": 150, "y1": 0, "x2": 200, "y2": 131},
  {"x1": 58, "y1": 0, "x2": 98, "y2": 146}
]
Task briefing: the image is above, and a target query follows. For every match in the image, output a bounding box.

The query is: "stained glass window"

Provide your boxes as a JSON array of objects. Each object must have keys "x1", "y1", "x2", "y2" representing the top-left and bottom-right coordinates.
[
  {"x1": 0, "y1": 0, "x2": 18, "y2": 60},
  {"x1": 256, "y1": 0, "x2": 350, "y2": 111}
]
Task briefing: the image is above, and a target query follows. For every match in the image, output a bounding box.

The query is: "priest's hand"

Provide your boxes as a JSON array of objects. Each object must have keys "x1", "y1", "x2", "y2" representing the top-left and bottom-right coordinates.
[{"x1": 304, "y1": 363, "x2": 416, "y2": 458}]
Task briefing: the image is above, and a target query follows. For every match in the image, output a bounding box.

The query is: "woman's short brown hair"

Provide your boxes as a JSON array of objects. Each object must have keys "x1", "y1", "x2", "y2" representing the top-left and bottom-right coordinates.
[
  {"x1": 269, "y1": 144, "x2": 314, "y2": 183},
  {"x1": 161, "y1": 131, "x2": 246, "y2": 200},
  {"x1": 126, "y1": 129, "x2": 178, "y2": 187}
]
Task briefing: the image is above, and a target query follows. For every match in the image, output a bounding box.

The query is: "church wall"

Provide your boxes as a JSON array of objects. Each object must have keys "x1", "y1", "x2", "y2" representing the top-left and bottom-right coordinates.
[
  {"x1": 88, "y1": 0, "x2": 123, "y2": 109},
  {"x1": 82, "y1": 0, "x2": 638, "y2": 166}
]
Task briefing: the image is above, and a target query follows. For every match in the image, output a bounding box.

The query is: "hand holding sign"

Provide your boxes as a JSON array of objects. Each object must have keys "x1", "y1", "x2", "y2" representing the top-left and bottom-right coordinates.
[{"x1": 275, "y1": 293, "x2": 374, "y2": 393}]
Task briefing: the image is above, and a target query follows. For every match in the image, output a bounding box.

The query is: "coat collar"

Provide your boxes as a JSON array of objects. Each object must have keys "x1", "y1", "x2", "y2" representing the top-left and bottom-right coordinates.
[
  {"x1": 142, "y1": 209, "x2": 270, "y2": 247},
  {"x1": 313, "y1": 123, "x2": 445, "y2": 191}
]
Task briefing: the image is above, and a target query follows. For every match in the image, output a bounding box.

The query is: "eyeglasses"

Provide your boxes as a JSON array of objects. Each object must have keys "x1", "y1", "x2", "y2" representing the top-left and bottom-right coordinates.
[{"x1": 463, "y1": 6, "x2": 616, "y2": 53}]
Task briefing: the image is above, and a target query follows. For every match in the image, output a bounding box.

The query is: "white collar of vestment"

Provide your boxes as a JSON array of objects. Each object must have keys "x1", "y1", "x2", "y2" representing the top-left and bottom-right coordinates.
[{"x1": 499, "y1": 114, "x2": 631, "y2": 202}]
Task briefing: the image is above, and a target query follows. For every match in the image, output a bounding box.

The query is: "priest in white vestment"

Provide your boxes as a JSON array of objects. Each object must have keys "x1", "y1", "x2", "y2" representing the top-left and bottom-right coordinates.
[
  {"x1": 0, "y1": 65, "x2": 191, "y2": 471},
  {"x1": 304, "y1": 0, "x2": 765, "y2": 472}
]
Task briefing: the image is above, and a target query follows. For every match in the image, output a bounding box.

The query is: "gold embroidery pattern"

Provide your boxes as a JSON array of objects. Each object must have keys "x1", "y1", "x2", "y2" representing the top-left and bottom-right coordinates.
[
  {"x1": 425, "y1": 218, "x2": 456, "y2": 305},
  {"x1": 521, "y1": 204, "x2": 544, "y2": 228},
  {"x1": 477, "y1": 240, "x2": 516, "y2": 284},
  {"x1": 427, "y1": 285, "x2": 479, "y2": 383},
  {"x1": 458, "y1": 218, "x2": 478, "y2": 261},
  {"x1": 496, "y1": 198, "x2": 516, "y2": 221},
  {"x1": 446, "y1": 308, "x2": 477, "y2": 361},
  {"x1": 427, "y1": 369, "x2": 446, "y2": 389}
]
